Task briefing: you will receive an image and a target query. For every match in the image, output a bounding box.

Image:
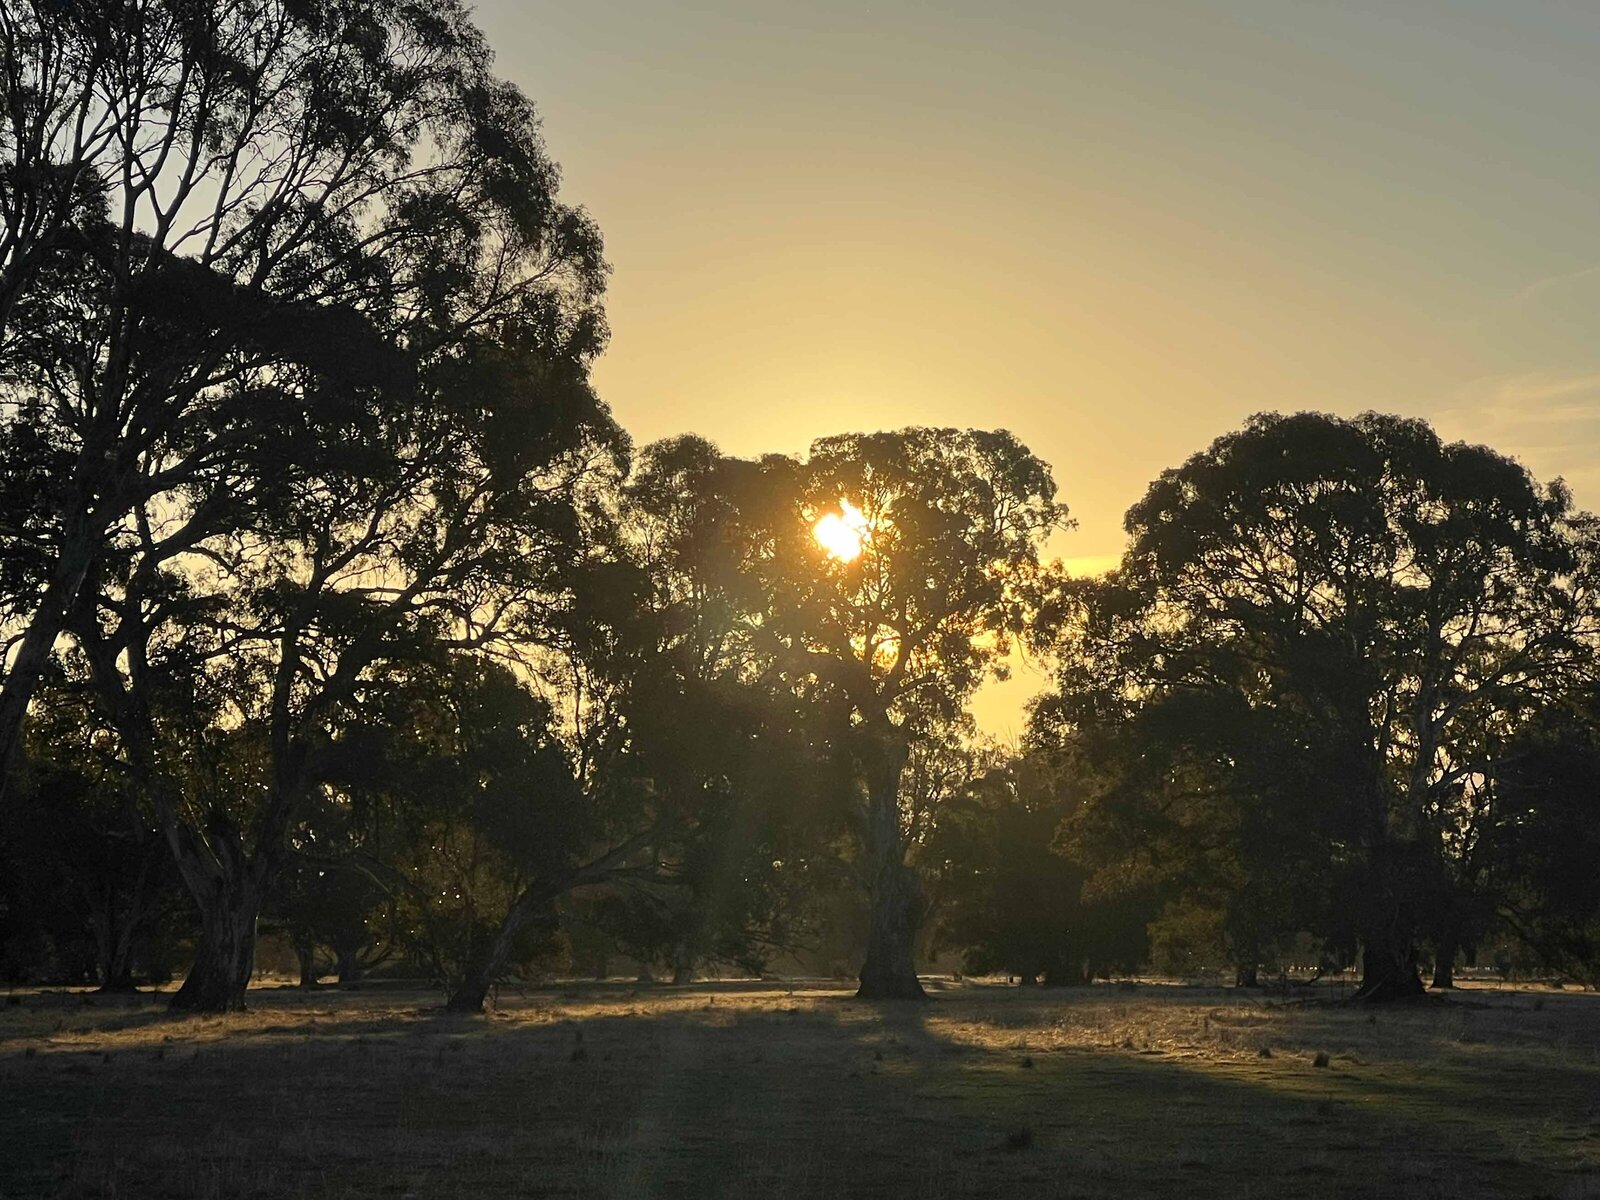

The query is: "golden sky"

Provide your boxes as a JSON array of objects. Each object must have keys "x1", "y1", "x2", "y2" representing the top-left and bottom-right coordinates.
[{"x1": 474, "y1": 0, "x2": 1600, "y2": 735}]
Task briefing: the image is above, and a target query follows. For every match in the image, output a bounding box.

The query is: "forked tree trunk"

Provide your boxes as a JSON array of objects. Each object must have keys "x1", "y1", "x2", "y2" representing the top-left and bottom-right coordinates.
[
  {"x1": 167, "y1": 827, "x2": 270, "y2": 1014},
  {"x1": 446, "y1": 972, "x2": 493, "y2": 1015},
  {"x1": 89, "y1": 829, "x2": 165, "y2": 993},
  {"x1": 443, "y1": 833, "x2": 651, "y2": 1012},
  {"x1": 446, "y1": 885, "x2": 556, "y2": 1013},
  {"x1": 856, "y1": 731, "x2": 925, "y2": 1001},
  {"x1": 94, "y1": 920, "x2": 139, "y2": 993},
  {"x1": 88, "y1": 893, "x2": 140, "y2": 993},
  {"x1": 171, "y1": 883, "x2": 261, "y2": 1012}
]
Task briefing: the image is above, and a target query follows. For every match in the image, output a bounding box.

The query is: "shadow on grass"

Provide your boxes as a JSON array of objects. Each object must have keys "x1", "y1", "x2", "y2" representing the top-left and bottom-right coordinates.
[{"x1": 3, "y1": 981, "x2": 1597, "y2": 1199}]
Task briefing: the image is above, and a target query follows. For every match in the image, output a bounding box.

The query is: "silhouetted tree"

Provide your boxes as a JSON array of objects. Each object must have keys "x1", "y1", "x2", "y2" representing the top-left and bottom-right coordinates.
[
  {"x1": 730, "y1": 429, "x2": 1068, "y2": 999},
  {"x1": 1492, "y1": 688, "x2": 1600, "y2": 985},
  {"x1": 1041, "y1": 681, "x2": 1343, "y2": 988},
  {"x1": 929, "y1": 753, "x2": 1150, "y2": 985},
  {"x1": 1036, "y1": 412, "x2": 1600, "y2": 999},
  {"x1": 0, "y1": 0, "x2": 608, "y2": 800},
  {"x1": 1, "y1": 680, "x2": 185, "y2": 988},
  {"x1": 1, "y1": 0, "x2": 620, "y2": 1011}
]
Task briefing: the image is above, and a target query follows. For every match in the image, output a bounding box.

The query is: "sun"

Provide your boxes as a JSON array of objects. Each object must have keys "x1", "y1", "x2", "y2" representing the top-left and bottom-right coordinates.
[{"x1": 814, "y1": 499, "x2": 870, "y2": 562}]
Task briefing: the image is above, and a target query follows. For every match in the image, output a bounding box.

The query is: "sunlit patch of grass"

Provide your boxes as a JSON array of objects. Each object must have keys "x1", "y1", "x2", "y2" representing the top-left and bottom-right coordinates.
[{"x1": 4, "y1": 979, "x2": 1599, "y2": 1198}]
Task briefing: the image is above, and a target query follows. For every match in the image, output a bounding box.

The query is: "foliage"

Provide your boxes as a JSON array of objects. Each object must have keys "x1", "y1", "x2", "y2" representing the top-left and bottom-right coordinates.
[
  {"x1": 1034, "y1": 411, "x2": 1600, "y2": 996},
  {"x1": 929, "y1": 753, "x2": 1149, "y2": 983}
]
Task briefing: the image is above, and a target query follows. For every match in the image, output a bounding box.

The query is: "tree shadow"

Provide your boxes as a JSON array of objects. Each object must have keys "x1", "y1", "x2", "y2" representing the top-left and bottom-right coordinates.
[{"x1": 4, "y1": 981, "x2": 1597, "y2": 1199}]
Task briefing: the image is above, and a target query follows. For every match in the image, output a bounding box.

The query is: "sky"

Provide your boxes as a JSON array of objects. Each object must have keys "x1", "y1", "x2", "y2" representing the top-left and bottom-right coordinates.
[{"x1": 472, "y1": 0, "x2": 1600, "y2": 735}]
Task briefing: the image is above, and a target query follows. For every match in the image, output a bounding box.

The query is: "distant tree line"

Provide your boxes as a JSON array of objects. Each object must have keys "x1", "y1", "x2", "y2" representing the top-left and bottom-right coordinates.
[{"x1": 2, "y1": 1, "x2": 1597, "y2": 1011}]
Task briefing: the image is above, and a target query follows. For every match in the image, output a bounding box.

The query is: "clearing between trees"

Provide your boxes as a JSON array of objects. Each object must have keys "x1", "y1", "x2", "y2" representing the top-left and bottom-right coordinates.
[{"x1": 4, "y1": 979, "x2": 1599, "y2": 1199}]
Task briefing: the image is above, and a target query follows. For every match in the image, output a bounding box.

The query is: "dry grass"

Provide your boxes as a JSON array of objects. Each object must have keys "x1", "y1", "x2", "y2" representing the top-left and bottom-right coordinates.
[{"x1": 3, "y1": 978, "x2": 1599, "y2": 1198}]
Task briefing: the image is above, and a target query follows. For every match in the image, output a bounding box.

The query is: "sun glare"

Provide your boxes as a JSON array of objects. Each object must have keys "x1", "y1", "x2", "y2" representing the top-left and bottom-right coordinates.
[{"x1": 814, "y1": 499, "x2": 870, "y2": 562}]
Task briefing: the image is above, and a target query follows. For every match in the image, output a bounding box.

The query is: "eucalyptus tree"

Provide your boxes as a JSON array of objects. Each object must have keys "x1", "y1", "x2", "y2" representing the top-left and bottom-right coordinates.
[
  {"x1": 431, "y1": 436, "x2": 843, "y2": 1008},
  {"x1": 928, "y1": 752, "x2": 1152, "y2": 986},
  {"x1": 73, "y1": 285, "x2": 619, "y2": 1010},
  {"x1": 0, "y1": 0, "x2": 606, "y2": 793},
  {"x1": 729, "y1": 428, "x2": 1068, "y2": 999},
  {"x1": 4, "y1": 677, "x2": 182, "y2": 989},
  {"x1": 1036, "y1": 412, "x2": 1600, "y2": 999},
  {"x1": 1489, "y1": 687, "x2": 1600, "y2": 985},
  {"x1": 2, "y1": 0, "x2": 622, "y2": 1009},
  {"x1": 1038, "y1": 679, "x2": 1342, "y2": 987}
]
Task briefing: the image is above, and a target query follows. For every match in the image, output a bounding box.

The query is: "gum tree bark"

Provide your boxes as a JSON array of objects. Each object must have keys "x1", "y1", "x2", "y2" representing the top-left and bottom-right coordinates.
[
  {"x1": 154, "y1": 814, "x2": 277, "y2": 1011},
  {"x1": 445, "y1": 831, "x2": 659, "y2": 1013},
  {"x1": 856, "y1": 732, "x2": 926, "y2": 1001},
  {"x1": 169, "y1": 853, "x2": 268, "y2": 1013}
]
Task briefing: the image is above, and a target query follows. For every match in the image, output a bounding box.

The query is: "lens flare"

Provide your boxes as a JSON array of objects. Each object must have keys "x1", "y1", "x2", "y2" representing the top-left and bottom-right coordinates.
[{"x1": 813, "y1": 499, "x2": 870, "y2": 562}]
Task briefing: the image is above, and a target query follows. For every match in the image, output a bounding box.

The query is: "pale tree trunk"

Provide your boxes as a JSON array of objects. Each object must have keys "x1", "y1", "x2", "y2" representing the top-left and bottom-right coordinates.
[
  {"x1": 167, "y1": 829, "x2": 271, "y2": 1014},
  {"x1": 171, "y1": 879, "x2": 263, "y2": 1012},
  {"x1": 856, "y1": 731, "x2": 926, "y2": 1001},
  {"x1": 446, "y1": 886, "x2": 556, "y2": 1013},
  {"x1": 0, "y1": 611, "x2": 64, "y2": 794},
  {"x1": 0, "y1": 528, "x2": 97, "y2": 800},
  {"x1": 671, "y1": 943, "x2": 695, "y2": 986}
]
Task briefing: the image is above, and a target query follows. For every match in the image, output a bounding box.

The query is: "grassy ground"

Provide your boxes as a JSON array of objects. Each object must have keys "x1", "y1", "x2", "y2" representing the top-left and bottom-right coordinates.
[{"x1": 3, "y1": 978, "x2": 1599, "y2": 1199}]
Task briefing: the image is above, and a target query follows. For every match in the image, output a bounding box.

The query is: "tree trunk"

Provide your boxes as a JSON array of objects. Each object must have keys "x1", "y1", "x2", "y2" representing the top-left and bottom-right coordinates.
[
  {"x1": 1431, "y1": 940, "x2": 1457, "y2": 990},
  {"x1": 89, "y1": 839, "x2": 162, "y2": 993},
  {"x1": 1354, "y1": 928, "x2": 1425, "y2": 1001},
  {"x1": 858, "y1": 857, "x2": 925, "y2": 999},
  {"x1": 446, "y1": 974, "x2": 491, "y2": 1014},
  {"x1": 0, "y1": 530, "x2": 96, "y2": 803},
  {"x1": 855, "y1": 728, "x2": 925, "y2": 1001},
  {"x1": 95, "y1": 915, "x2": 139, "y2": 993},
  {"x1": 445, "y1": 886, "x2": 555, "y2": 1013},
  {"x1": 294, "y1": 939, "x2": 320, "y2": 989},
  {"x1": 671, "y1": 947, "x2": 694, "y2": 986},
  {"x1": 1042, "y1": 960, "x2": 1085, "y2": 986},
  {"x1": 171, "y1": 886, "x2": 260, "y2": 1013},
  {"x1": 335, "y1": 945, "x2": 364, "y2": 985}
]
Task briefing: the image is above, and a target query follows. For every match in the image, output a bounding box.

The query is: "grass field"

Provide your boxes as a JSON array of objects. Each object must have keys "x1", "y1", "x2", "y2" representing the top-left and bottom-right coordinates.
[{"x1": 4, "y1": 978, "x2": 1599, "y2": 1199}]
